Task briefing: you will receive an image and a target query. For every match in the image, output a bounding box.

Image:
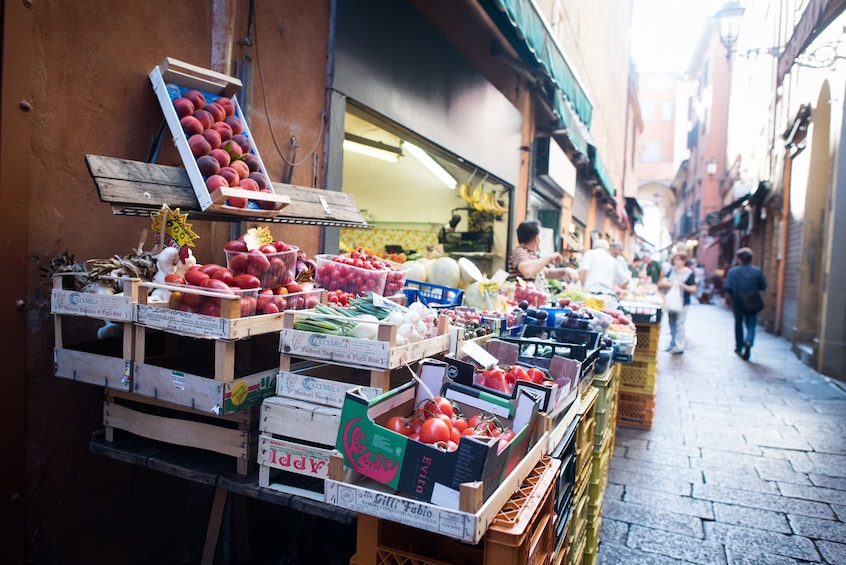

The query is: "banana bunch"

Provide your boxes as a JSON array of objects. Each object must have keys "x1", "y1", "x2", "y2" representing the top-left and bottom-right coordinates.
[{"x1": 459, "y1": 182, "x2": 507, "y2": 216}]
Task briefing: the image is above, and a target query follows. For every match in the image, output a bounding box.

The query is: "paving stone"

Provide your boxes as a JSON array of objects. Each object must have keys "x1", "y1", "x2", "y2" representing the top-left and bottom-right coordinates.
[
  {"x1": 646, "y1": 438, "x2": 703, "y2": 458},
  {"x1": 778, "y1": 482, "x2": 846, "y2": 507},
  {"x1": 755, "y1": 467, "x2": 812, "y2": 486},
  {"x1": 831, "y1": 504, "x2": 846, "y2": 522},
  {"x1": 604, "y1": 481, "x2": 624, "y2": 501},
  {"x1": 693, "y1": 484, "x2": 835, "y2": 519},
  {"x1": 626, "y1": 523, "x2": 728, "y2": 564},
  {"x1": 808, "y1": 474, "x2": 846, "y2": 491},
  {"x1": 703, "y1": 522, "x2": 822, "y2": 562},
  {"x1": 712, "y1": 502, "x2": 791, "y2": 533},
  {"x1": 807, "y1": 436, "x2": 846, "y2": 455},
  {"x1": 623, "y1": 445, "x2": 693, "y2": 468},
  {"x1": 601, "y1": 498, "x2": 704, "y2": 538},
  {"x1": 608, "y1": 467, "x2": 694, "y2": 495},
  {"x1": 609, "y1": 456, "x2": 704, "y2": 483},
  {"x1": 787, "y1": 515, "x2": 846, "y2": 543},
  {"x1": 816, "y1": 540, "x2": 846, "y2": 565},
  {"x1": 695, "y1": 449, "x2": 796, "y2": 474},
  {"x1": 598, "y1": 517, "x2": 628, "y2": 545},
  {"x1": 597, "y1": 541, "x2": 700, "y2": 565},
  {"x1": 800, "y1": 452, "x2": 846, "y2": 478},
  {"x1": 625, "y1": 485, "x2": 715, "y2": 520},
  {"x1": 692, "y1": 439, "x2": 763, "y2": 457},
  {"x1": 702, "y1": 469, "x2": 781, "y2": 495},
  {"x1": 751, "y1": 435, "x2": 814, "y2": 451},
  {"x1": 724, "y1": 547, "x2": 804, "y2": 564}
]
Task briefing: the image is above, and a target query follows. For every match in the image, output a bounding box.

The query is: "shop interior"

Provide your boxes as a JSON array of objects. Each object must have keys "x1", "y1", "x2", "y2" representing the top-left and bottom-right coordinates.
[{"x1": 339, "y1": 107, "x2": 512, "y2": 278}]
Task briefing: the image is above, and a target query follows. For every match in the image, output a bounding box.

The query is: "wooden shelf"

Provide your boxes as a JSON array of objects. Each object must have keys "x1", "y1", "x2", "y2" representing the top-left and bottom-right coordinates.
[{"x1": 85, "y1": 155, "x2": 371, "y2": 228}]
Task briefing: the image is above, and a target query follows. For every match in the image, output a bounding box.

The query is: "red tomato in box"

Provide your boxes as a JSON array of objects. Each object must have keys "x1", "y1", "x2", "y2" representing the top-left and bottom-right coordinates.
[
  {"x1": 247, "y1": 249, "x2": 271, "y2": 271},
  {"x1": 224, "y1": 239, "x2": 248, "y2": 252},
  {"x1": 212, "y1": 267, "x2": 236, "y2": 286},
  {"x1": 184, "y1": 269, "x2": 210, "y2": 286},
  {"x1": 419, "y1": 418, "x2": 451, "y2": 445},
  {"x1": 239, "y1": 296, "x2": 257, "y2": 317},
  {"x1": 200, "y1": 263, "x2": 224, "y2": 277},
  {"x1": 259, "y1": 244, "x2": 278, "y2": 255},
  {"x1": 256, "y1": 289, "x2": 274, "y2": 311},
  {"x1": 232, "y1": 274, "x2": 261, "y2": 289},
  {"x1": 201, "y1": 278, "x2": 233, "y2": 293},
  {"x1": 385, "y1": 416, "x2": 410, "y2": 436},
  {"x1": 164, "y1": 274, "x2": 185, "y2": 285},
  {"x1": 227, "y1": 253, "x2": 250, "y2": 274}
]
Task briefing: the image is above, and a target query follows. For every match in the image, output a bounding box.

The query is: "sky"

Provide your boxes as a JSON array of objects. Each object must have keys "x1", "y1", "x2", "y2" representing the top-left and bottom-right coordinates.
[{"x1": 630, "y1": 0, "x2": 729, "y2": 73}]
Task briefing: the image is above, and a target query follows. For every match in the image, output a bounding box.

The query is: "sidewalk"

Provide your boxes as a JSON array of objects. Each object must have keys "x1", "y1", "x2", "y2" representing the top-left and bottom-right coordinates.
[{"x1": 598, "y1": 300, "x2": 846, "y2": 565}]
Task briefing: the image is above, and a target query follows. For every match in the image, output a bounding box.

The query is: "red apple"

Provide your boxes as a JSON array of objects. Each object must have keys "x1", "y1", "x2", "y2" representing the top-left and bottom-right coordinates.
[
  {"x1": 216, "y1": 97, "x2": 235, "y2": 117},
  {"x1": 218, "y1": 167, "x2": 240, "y2": 186},
  {"x1": 232, "y1": 134, "x2": 251, "y2": 153},
  {"x1": 188, "y1": 134, "x2": 212, "y2": 157},
  {"x1": 173, "y1": 97, "x2": 195, "y2": 118},
  {"x1": 205, "y1": 102, "x2": 226, "y2": 123},
  {"x1": 224, "y1": 115, "x2": 243, "y2": 134},
  {"x1": 184, "y1": 90, "x2": 206, "y2": 110},
  {"x1": 210, "y1": 148, "x2": 231, "y2": 169},
  {"x1": 180, "y1": 116, "x2": 204, "y2": 136},
  {"x1": 249, "y1": 172, "x2": 269, "y2": 190},
  {"x1": 205, "y1": 175, "x2": 228, "y2": 193},
  {"x1": 213, "y1": 121, "x2": 233, "y2": 142},
  {"x1": 197, "y1": 155, "x2": 221, "y2": 177},
  {"x1": 193, "y1": 109, "x2": 214, "y2": 130},
  {"x1": 202, "y1": 128, "x2": 222, "y2": 150}
]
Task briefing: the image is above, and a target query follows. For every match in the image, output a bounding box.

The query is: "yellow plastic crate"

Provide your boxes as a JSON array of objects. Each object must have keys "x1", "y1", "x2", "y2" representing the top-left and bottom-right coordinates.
[
  {"x1": 619, "y1": 358, "x2": 658, "y2": 394},
  {"x1": 617, "y1": 391, "x2": 656, "y2": 430}
]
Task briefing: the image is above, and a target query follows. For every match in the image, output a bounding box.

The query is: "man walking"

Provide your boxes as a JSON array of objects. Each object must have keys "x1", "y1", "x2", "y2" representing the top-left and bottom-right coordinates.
[{"x1": 724, "y1": 247, "x2": 767, "y2": 360}]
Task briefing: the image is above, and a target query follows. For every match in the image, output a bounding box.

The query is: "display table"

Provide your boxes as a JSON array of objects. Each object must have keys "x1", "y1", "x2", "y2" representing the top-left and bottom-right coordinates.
[{"x1": 89, "y1": 430, "x2": 355, "y2": 564}]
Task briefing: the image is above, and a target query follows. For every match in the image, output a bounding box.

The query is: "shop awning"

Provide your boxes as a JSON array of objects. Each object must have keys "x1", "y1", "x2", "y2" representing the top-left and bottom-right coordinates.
[
  {"x1": 480, "y1": 0, "x2": 593, "y2": 128},
  {"x1": 587, "y1": 144, "x2": 616, "y2": 198},
  {"x1": 555, "y1": 90, "x2": 590, "y2": 156},
  {"x1": 625, "y1": 197, "x2": 644, "y2": 225}
]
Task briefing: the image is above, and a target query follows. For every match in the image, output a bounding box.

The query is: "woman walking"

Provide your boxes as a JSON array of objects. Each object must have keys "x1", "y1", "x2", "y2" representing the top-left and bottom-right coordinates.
[
  {"x1": 724, "y1": 247, "x2": 767, "y2": 360},
  {"x1": 658, "y1": 252, "x2": 697, "y2": 354}
]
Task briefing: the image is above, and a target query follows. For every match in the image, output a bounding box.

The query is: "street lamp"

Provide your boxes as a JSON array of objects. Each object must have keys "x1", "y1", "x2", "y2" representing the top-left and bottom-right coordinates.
[{"x1": 715, "y1": 1, "x2": 745, "y2": 61}]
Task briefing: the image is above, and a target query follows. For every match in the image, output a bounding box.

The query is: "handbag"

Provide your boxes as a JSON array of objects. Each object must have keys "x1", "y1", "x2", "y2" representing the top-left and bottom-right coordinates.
[
  {"x1": 740, "y1": 291, "x2": 764, "y2": 314},
  {"x1": 664, "y1": 282, "x2": 684, "y2": 314}
]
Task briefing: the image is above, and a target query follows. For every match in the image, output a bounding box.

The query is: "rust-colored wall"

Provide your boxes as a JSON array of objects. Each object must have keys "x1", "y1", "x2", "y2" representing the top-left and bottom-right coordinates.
[{"x1": 13, "y1": 1, "x2": 330, "y2": 561}]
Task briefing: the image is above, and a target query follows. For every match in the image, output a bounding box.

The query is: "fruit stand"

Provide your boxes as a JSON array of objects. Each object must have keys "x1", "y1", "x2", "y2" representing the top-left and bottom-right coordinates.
[{"x1": 51, "y1": 58, "x2": 644, "y2": 564}]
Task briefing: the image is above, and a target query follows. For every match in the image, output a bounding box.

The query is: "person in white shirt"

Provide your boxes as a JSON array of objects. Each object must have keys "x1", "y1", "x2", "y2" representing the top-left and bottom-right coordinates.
[{"x1": 579, "y1": 240, "x2": 631, "y2": 294}]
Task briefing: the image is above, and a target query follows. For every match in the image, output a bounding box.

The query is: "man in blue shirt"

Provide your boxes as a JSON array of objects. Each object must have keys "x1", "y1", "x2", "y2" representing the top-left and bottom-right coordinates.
[{"x1": 724, "y1": 247, "x2": 767, "y2": 360}]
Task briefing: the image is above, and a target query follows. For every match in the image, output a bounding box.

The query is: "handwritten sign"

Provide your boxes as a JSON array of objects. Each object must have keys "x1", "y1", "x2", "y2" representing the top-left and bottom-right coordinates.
[{"x1": 150, "y1": 205, "x2": 199, "y2": 249}]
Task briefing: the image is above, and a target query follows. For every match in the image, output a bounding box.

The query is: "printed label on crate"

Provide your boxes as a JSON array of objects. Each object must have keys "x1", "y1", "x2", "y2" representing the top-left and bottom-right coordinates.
[
  {"x1": 136, "y1": 304, "x2": 226, "y2": 336},
  {"x1": 260, "y1": 436, "x2": 331, "y2": 478},
  {"x1": 325, "y1": 480, "x2": 474, "y2": 541},
  {"x1": 282, "y1": 331, "x2": 390, "y2": 366},
  {"x1": 223, "y1": 373, "x2": 276, "y2": 413},
  {"x1": 278, "y1": 372, "x2": 380, "y2": 408},
  {"x1": 51, "y1": 289, "x2": 133, "y2": 321}
]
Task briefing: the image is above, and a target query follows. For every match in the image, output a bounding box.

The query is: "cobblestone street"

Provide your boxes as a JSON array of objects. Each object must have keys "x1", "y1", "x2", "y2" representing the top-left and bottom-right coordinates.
[{"x1": 598, "y1": 300, "x2": 846, "y2": 564}]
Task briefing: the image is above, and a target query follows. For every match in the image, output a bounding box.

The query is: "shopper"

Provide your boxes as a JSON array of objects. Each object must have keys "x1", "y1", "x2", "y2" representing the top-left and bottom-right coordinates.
[
  {"x1": 658, "y1": 252, "x2": 697, "y2": 354},
  {"x1": 724, "y1": 247, "x2": 767, "y2": 360},
  {"x1": 506, "y1": 219, "x2": 569, "y2": 281},
  {"x1": 579, "y1": 239, "x2": 631, "y2": 295}
]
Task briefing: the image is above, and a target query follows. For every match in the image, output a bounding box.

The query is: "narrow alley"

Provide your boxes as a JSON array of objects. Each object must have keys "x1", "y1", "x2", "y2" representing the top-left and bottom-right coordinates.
[{"x1": 598, "y1": 300, "x2": 846, "y2": 564}]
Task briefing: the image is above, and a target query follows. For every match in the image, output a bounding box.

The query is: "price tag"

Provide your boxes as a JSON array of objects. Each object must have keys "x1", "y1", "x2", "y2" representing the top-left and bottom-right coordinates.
[
  {"x1": 243, "y1": 227, "x2": 273, "y2": 251},
  {"x1": 151, "y1": 205, "x2": 199, "y2": 250},
  {"x1": 479, "y1": 281, "x2": 500, "y2": 294},
  {"x1": 372, "y1": 293, "x2": 407, "y2": 311}
]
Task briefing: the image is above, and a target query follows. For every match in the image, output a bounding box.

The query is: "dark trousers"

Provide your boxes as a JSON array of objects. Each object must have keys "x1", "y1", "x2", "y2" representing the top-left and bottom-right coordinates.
[{"x1": 732, "y1": 303, "x2": 758, "y2": 351}]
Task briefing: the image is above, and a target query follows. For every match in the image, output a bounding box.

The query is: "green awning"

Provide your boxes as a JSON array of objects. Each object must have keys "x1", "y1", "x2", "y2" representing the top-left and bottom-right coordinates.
[
  {"x1": 588, "y1": 144, "x2": 615, "y2": 198},
  {"x1": 481, "y1": 0, "x2": 593, "y2": 128},
  {"x1": 556, "y1": 90, "x2": 589, "y2": 156}
]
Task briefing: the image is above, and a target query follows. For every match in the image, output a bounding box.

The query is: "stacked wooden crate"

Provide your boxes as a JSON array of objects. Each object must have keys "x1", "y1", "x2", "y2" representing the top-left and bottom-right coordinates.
[
  {"x1": 582, "y1": 363, "x2": 619, "y2": 564},
  {"x1": 257, "y1": 310, "x2": 451, "y2": 496},
  {"x1": 616, "y1": 321, "x2": 659, "y2": 430}
]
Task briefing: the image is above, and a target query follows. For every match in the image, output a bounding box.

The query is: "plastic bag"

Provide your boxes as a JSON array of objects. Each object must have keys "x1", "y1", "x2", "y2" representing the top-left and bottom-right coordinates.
[{"x1": 664, "y1": 282, "x2": 684, "y2": 314}]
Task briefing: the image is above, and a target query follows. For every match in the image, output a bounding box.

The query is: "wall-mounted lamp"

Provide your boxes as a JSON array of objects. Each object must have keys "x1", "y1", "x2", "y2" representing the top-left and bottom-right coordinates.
[
  {"x1": 403, "y1": 141, "x2": 457, "y2": 189},
  {"x1": 705, "y1": 158, "x2": 718, "y2": 177},
  {"x1": 715, "y1": 1, "x2": 745, "y2": 61},
  {"x1": 343, "y1": 133, "x2": 402, "y2": 162}
]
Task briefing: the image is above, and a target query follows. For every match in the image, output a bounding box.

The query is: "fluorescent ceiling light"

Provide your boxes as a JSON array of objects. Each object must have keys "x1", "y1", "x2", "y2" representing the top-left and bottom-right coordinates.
[
  {"x1": 403, "y1": 141, "x2": 457, "y2": 189},
  {"x1": 343, "y1": 133, "x2": 401, "y2": 162}
]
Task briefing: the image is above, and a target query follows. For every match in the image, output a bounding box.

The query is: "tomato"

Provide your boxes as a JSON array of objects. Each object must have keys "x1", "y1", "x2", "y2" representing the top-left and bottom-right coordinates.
[
  {"x1": 224, "y1": 238, "x2": 248, "y2": 252},
  {"x1": 419, "y1": 418, "x2": 451, "y2": 445},
  {"x1": 247, "y1": 249, "x2": 271, "y2": 271},
  {"x1": 184, "y1": 269, "x2": 210, "y2": 286},
  {"x1": 450, "y1": 427, "x2": 461, "y2": 444},
  {"x1": 212, "y1": 267, "x2": 236, "y2": 286},
  {"x1": 498, "y1": 430, "x2": 516, "y2": 451},
  {"x1": 452, "y1": 417, "x2": 468, "y2": 433},
  {"x1": 239, "y1": 296, "x2": 257, "y2": 317},
  {"x1": 232, "y1": 274, "x2": 261, "y2": 289},
  {"x1": 259, "y1": 243, "x2": 279, "y2": 255},
  {"x1": 164, "y1": 273, "x2": 185, "y2": 285},
  {"x1": 446, "y1": 440, "x2": 459, "y2": 452},
  {"x1": 527, "y1": 367, "x2": 547, "y2": 384},
  {"x1": 167, "y1": 291, "x2": 183, "y2": 310},
  {"x1": 420, "y1": 396, "x2": 454, "y2": 419},
  {"x1": 467, "y1": 414, "x2": 482, "y2": 429},
  {"x1": 407, "y1": 416, "x2": 424, "y2": 434},
  {"x1": 385, "y1": 416, "x2": 410, "y2": 436},
  {"x1": 200, "y1": 278, "x2": 234, "y2": 293},
  {"x1": 200, "y1": 263, "x2": 225, "y2": 276}
]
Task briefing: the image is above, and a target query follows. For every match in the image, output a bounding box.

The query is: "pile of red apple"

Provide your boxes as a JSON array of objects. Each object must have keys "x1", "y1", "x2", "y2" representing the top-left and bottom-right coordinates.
[
  {"x1": 224, "y1": 237, "x2": 298, "y2": 289},
  {"x1": 315, "y1": 250, "x2": 407, "y2": 297},
  {"x1": 173, "y1": 89, "x2": 282, "y2": 210}
]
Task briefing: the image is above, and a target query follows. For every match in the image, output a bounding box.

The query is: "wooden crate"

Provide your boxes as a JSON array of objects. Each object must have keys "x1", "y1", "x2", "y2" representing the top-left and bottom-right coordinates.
[
  {"x1": 279, "y1": 311, "x2": 450, "y2": 370},
  {"x1": 52, "y1": 276, "x2": 141, "y2": 390},
  {"x1": 325, "y1": 432, "x2": 549, "y2": 545},
  {"x1": 132, "y1": 329, "x2": 279, "y2": 415},
  {"x1": 149, "y1": 57, "x2": 290, "y2": 216},
  {"x1": 349, "y1": 456, "x2": 559, "y2": 565},
  {"x1": 103, "y1": 390, "x2": 258, "y2": 475}
]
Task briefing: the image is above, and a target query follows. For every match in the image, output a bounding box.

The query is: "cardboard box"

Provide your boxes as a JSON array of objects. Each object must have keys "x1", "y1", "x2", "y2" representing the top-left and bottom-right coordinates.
[
  {"x1": 448, "y1": 338, "x2": 580, "y2": 414},
  {"x1": 335, "y1": 359, "x2": 540, "y2": 509}
]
